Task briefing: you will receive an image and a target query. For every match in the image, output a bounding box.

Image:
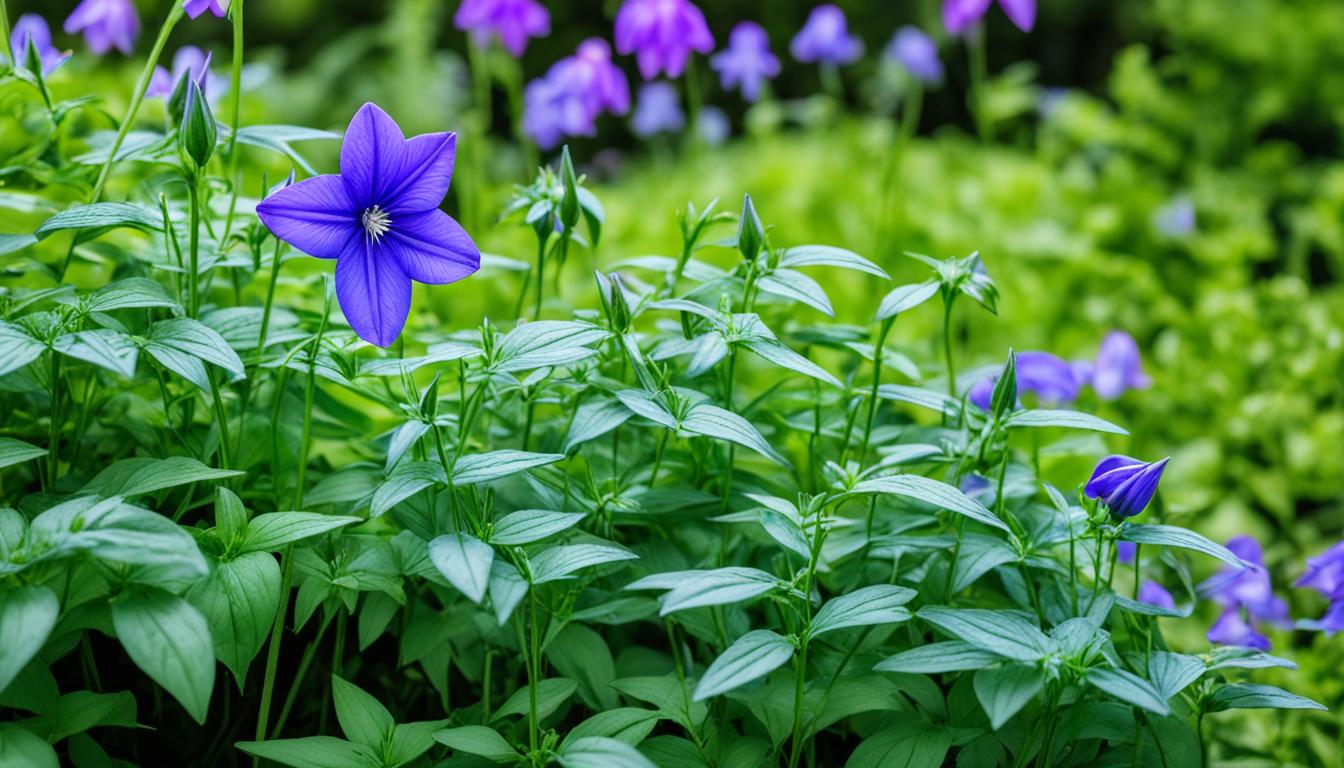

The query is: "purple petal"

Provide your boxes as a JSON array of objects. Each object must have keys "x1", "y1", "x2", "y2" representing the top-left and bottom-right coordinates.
[
  {"x1": 256, "y1": 175, "x2": 359, "y2": 259},
  {"x1": 340, "y1": 103, "x2": 408, "y2": 209},
  {"x1": 383, "y1": 209, "x2": 481, "y2": 285},
  {"x1": 1084, "y1": 455, "x2": 1143, "y2": 499},
  {"x1": 383, "y1": 132, "x2": 457, "y2": 214},
  {"x1": 996, "y1": 0, "x2": 1036, "y2": 32},
  {"x1": 1117, "y1": 540, "x2": 1136, "y2": 565},
  {"x1": 335, "y1": 239, "x2": 412, "y2": 348},
  {"x1": 1138, "y1": 581, "x2": 1175, "y2": 610},
  {"x1": 943, "y1": 0, "x2": 992, "y2": 35},
  {"x1": 1207, "y1": 609, "x2": 1270, "y2": 651},
  {"x1": 968, "y1": 376, "x2": 994, "y2": 411}
]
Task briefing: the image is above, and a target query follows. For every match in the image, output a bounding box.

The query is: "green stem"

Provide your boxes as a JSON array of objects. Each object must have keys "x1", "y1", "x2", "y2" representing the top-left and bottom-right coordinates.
[
  {"x1": 208, "y1": 370, "x2": 233, "y2": 471},
  {"x1": 857, "y1": 317, "x2": 895, "y2": 463},
  {"x1": 942, "y1": 292, "x2": 958, "y2": 397},
  {"x1": 0, "y1": 0, "x2": 11, "y2": 65},
  {"x1": 526, "y1": 590, "x2": 541, "y2": 757},
  {"x1": 269, "y1": 614, "x2": 331, "y2": 739},
  {"x1": 218, "y1": 0, "x2": 246, "y2": 246},
  {"x1": 46, "y1": 353, "x2": 61, "y2": 488},
  {"x1": 876, "y1": 85, "x2": 923, "y2": 255},
  {"x1": 256, "y1": 241, "x2": 285, "y2": 357},
  {"x1": 187, "y1": 175, "x2": 202, "y2": 317},
  {"x1": 967, "y1": 27, "x2": 993, "y2": 144},
  {"x1": 533, "y1": 237, "x2": 546, "y2": 320},
  {"x1": 788, "y1": 507, "x2": 827, "y2": 768},
  {"x1": 254, "y1": 545, "x2": 293, "y2": 762}
]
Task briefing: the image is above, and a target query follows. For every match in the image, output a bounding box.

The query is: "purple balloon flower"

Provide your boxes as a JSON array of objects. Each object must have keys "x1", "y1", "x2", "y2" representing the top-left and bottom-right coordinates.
[
  {"x1": 969, "y1": 351, "x2": 1080, "y2": 410},
  {"x1": 64, "y1": 0, "x2": 140, "y2": 56},
  {"x1": 710, "y1": 22, "x2": 780, "y2": 102},
  {"x1": 183, "y1": 0, "x2": 230, "y2": 19},
  {"x1": 1090, "y1": 330, "x2": 1151, "y2": 401},
  {"x1": 1207, "y1": 609, "x2": 1271, "y2": 651},
  {"x1": 943, "y1": 0, "x2": 1036, "y2": 35},
  {"x1": 791, "y1": 5, "x2": 863, "y2": 66},
  {"x1": 1296, "y1": 541, "x2": 1344, "y2": 632},
  {"x1": 1084, "y1": 455, "x2": 1169, "y2": 519},
  {"x1": 1117, "y1": 540, "x2": 1137, "y2": 565},
  {"x1": 631, "y1": 82, "x2": 685, "y2": 137},
  {"x1": 11, "y1": 15, "x2": 70, "y2": 76},
  {"x1": 523, "y1": 38, "x2": 630, "y2": 149},
  {"x1": 614, "y1": 0, "x2": 714, "y2": 81},
  {"x1": 454, "y1": 0, "x2": 550, "y2": 57},
  {"x1": 886, "y1": 26, "x2": 943, "y2": 84},
  {"x1": 1200, "y1": 536, "x2": 1290, "y2": 649},
  {"x1": 149, "y1": 47, "x2": 227, "y2": 103},
  {"x1": 1138, "y1": 581, "x2": 1176, "y2": 611},
  {"x1": 256, "y1": 104, "x2": 481, "y2": 347}
]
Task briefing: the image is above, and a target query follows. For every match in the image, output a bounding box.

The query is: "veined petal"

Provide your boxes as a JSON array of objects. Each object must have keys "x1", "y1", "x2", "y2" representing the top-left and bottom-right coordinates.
[
  {"x1": 384, "y1": 132, "x2": 457, "y2": 214},
  {"x1": 340, "y1": 103, "x2": 408, "y2": 208},
  {"x1": 1084, "y1": 455, "x2": 1142, "y2": 499},
  {"x1": 256, "y1": 175, "x2": 359, "y2": 259},
  {"x1": 384, "y1": 209, "x2": 481, "y2": 285},
  {"x1": 335, "y1": 238, "x2": 412, "y2": 348}
]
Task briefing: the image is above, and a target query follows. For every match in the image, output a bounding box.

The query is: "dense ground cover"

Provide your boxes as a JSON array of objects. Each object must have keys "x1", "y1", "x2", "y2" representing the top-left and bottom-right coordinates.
[{"x1": 1, "y1": 0, "x2": 1343, "y2": 766}]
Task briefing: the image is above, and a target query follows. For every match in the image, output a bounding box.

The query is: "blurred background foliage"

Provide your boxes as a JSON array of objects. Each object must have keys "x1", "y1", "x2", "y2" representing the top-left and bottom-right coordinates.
[{"x1": 4, "y1": 0, "x2": 1344, "y2": 759}]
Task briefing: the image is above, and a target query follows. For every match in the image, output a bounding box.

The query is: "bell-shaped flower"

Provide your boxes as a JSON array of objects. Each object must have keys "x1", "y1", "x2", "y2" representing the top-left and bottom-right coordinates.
[
  {"x1": 885, "y1": 25, "x2": 942, "y2": 84},
  {"x1": 454, "y1": 0, "x2": 550, "y2": 57},
  {"x1": 631, "y1": 82, "x2": 685, "y2": 137},
  {"x1": 64, "y1": 0, "x2": 140, "y2": 56},
  {"x1": 523, "y1": 38, "x2": 630, "y2": 149},
  {"x1": 183, "y1": 0, "x2": 229, "y2": 19},
  {"x1": 1089, "y1": 330, "x2": 1151, "y2": 400},
  {"x1": 11, "y1": 15, "x2": 71, "y2": 75},
  {"x1": 149, "y1": 47, "x2": 227, "y2": 105},
  {"x1": 256, "y1": 103, "x2": 481, "y2": 347},
  {"x1": 711, "y1": 22, "x2": 780, "y2": 102},
  {"x1": 1207, "y1": 609, "x2": 1271, "y2": 651},
  {"x1": 791, "y1": 5, "x2": 863, "y2": 65},
  {"x1": 1138, "y1": 581, "x2": 1175, "y2": 610},
  {"x1": 969, "y1": 350, "x2": 1079, "y2": 410},
  {"x1": 943, "y1": 0, "x2": 1035, "y2": 35},
  {"x1": 1084, "y1": 455, "x2": 1169, "y2": 519},
  {"x1": 614, "y1": 0, "x2": 714, "y2": 80},
  {"x1": 1295, "y1": 541, "x2": 1344, "y2": 633}
]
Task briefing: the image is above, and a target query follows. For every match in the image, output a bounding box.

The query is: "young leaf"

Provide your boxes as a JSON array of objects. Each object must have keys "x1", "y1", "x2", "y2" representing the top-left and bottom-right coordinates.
[
  {"x1": 809, "y1": 585, "x2": 916, "y2": 638},
  {"x1": 487, "y1": 560, "x2": 528, "y2": 625},
  {"x1": 850, "y1": 475, "x2": 1009, "y2": 532},
  {"x1": 1118, "y1": 524, "x2": 1246, "y2": 568},
  {"x1": 756, "y1": 269, "x2": 834, "y2": 316},
  {"x1": 777, "y1": 245, "x2": 888, "y2": 278},
  {"x1": 759, "y1": 508, "x2": 810, "y2": 559},
  {"x1": 874, "y1": 641, "x2": 1004, "y2": 674},
  {"x1": 1208, "y1": 684, "x2": 1327, "y2": 712},
  {"x1": 1003, "y1": 409, "x2": 1128, "y2": 435},
  {"x1": 234, "y1": 736, "x2": 381, "y2": 768},
  {"x1": 147, "y1": 317, "x2": 246, "y2": 382},
  {"x1": 0, "y1": 585, "x2": 60, "y2": 694},
  {"x1": 428, "y1": 533, "x2": 494, "y2": 604},
  {"x1": 1083, "y1": 668, "x2": 1171, "y2": 715},
  {"x1": 240, "y1": 512, "x2": 362, "y2": 553},
  {"x1": 742, "y1": 337, "x2": 840, "y2": 387},
  {"x1": 495, "y1": 321, "x2": 608, "y2": 372},
  {"x1": 489, "y1": 509, "x2": 587, "y2": 546},
  {"x1": 561, "y1": 708, "x2": 662, "y2": 748},
  {"x1": 916, "y1": 607, "x2": 1056, "y2": 662},
  {"x1": 845, "y1": 720, "x2": 953, "y2": 768},
  {"x1": 452, "y1": 450, "x2": 566, "y2": 486},
  {"x1": 557, "y1": 736, "x2": 657, "y2": 768},
  {"x1": 371, "y1": 461, "x2": 446, "y2": 517},
  {"x1": 974, "y1": 664, "x2": 1044, "y2": 729},
  {"x1": 876, "y1": 280, "x2": 940, "y2": 320},
  {"x1": 331, "y1": 675, "x2": 395, "y2": 749},
  {"x1": 433, "y1": 726, "x2": 520, "y2": 763},
  {"x1": 110, "y1": 588, "x2": 215, "y2": 724},
  {"x1": 564, "y1": 399, "x2": 634, "y2": 453},
  {"x1": 528, "y1": 544, "x2": 638, "y2": 584},
  {"x1": 692, "y1": 630, "x2": 794, "y2": 701},
  {"x1": 628, "y1": 567, "x2": 783, "y2": 615},
  {"x1": 492, "y1": 678, "x2": 578, "y2": 721}
]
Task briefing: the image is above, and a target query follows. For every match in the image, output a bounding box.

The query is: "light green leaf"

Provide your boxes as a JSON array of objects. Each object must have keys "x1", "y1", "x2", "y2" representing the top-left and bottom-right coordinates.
[
  {"x1": 563, "y1": 399, "x2": 634, "y2": 453},
  {"x1": 627, "y1": 567, "x2": 783, "y2": 616},
  {"x1": 1208, "y1": 683, "x2": 1327, "y2": 712},
  {"x1": 756, "y1": 269, "x2": 834, "y2": 316},
  {"x1": 495, "y1": 321, "x2": 608, "y2": 372},
  {"x1": 429, "y1": 533, "x2": 493, "y2": 604},
  {"x1": 682, "y1": 403, "x2": 789, "y2": 467},
  {"x1": 82, "y1": 456, "x2": 242, "y2": 498},
  {"x1": 693, "y1": 630, "x2": 794, "y2": 701},
  {"x1": 1084, "y1": 668, "x2": 1171, "y2": 715},
  {"x1": 528, "y1": 544, "x2": 638, "y2": 585},
  {"x1": 1147, "y1": 652, "x2": 1207, "y2": 700},
  {"x1": 371, "y1": 461, "x2": 446, "y2": 517},
  {"x1": 1003, "y1": 409, "x2": 1129, "y2": 435},
  {"x1": 561, "y1": 708, "x2": 662, "y2": 748},
  {"x1": 810, "y1": 585, "x2": 916, "y2": 638},
  {"x1": 111, "y1": 588, "x2": 215, "y2": 724},
  {"x1": 557, "y1": 736, "x2": 657, "y2": 768},
  {"x1": 1118, "y1": 524, "x2": 1245, "y2": 568},
  {"x1": 53, "y1": 330, "x2": 139, "y2": 377},
  {"x1": 851, "y1": 475, "x2": 1009, "y2": 532},
  {"x1": 433, "y1": 725, "x2": 520, "y2": 763},
  {"x1": 331, "y1": 675, "x2": 394, "y2": 749},
  {"x1": 876, "y1": 280, "x2": 940, "y2": 320},
  {"x1": 874, "y1": 641, "x2": 1004, "y2": 674},
  {"x1": 35, "y1": 202, "x2": 162, "y2": 239},
  {"x1": 743, "y1": 337, "x2": 840, "y2": 387},
  {"x1": 83, "y1": 278, "x2": 179, "y2": 312},
  {"x1": 916, "y1": 607, "x2": 1056, "y2": 662},
  {"x1": 974, "y1": 664, "x2": 1044, "y2": 729},
  {"x1": 240, "y1": 512, "x2": 361, "y2": 553},
  {"x1": 0, "y1": 321, "x2": 46, "y2": 377},
  {"x1": 492, "y1": 678, "x2": 578, "y2": 721},
  {"x1": 777, "y1": 245, "x2": 888, "y2": 278},
  {"x1": 452, "y1": 450, "x2": 566, "y2": 486},
  {"x1": 0, "y1": 586, "x2": 60, "y2": 694},
  {"x1": 0, "y1": 729, "x2": 59, "y2": 768},
  {"x1": 490, "y1": 509, "x2": 586, "y2": 546},
  {"x1": 0, "y1": 438, "x2": 47, "y2": 470}
]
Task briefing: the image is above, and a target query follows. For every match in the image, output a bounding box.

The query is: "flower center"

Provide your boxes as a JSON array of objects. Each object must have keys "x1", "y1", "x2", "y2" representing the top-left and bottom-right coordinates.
[{"x1": 361, "y1": 205, "x2": 392, "y2": 241}]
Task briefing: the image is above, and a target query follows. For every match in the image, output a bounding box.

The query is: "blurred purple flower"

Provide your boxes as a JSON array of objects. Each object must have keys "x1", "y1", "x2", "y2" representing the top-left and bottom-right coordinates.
[
  {"x1": 1037, "y1": 86, "x2": 1069, "y2": 119},
  {"x1": 943, "y1": 0, "x2": 1035, "y2": 35},
  {"x1": 1154, "y1": 196, "x2": 1196, "y2": 238},
  {"x1": 1200, "y1": 536, "x2": 1289, "y2": 649},
  {"x1": 64, "y1": 0, "x2": 139, "y2": 56},
  {"x1": 614, "y1": 0, "x2": 714, "y2": 81},
  {"x1": 697, "y1": 105, "x2": 731, "y2": 146},
  {"x1": 885, "y1": 26, "x2": 942, "y2": 84},
  {"x1": 791, "y1": 5, "x2": 863, "y2": 65},
  {"x1": 1117, "y1": 540, "x2": 1136, "y2": 565},
  {"x1": 1138, "y1": 581, "x2": 1175, "y2": 610},
  {"x1": 1207, "y1": 609, "x2": 1271, "y2": 651},
  {"x1": 1090, "y1": 330, "x2": 1151, "y2": 401},
  {"x1": 11, "y1": 15, "x2": 70, "y2": 75},
  {"x1": 959, "y1": 474, "x2": 994, "y2": 507},
  {"x1": 710, "y1": 22, "x2": 780, "y2": 102},
  {"x1": 1084, "y1": 455, "x2": 1169, "y2": 519},
  {"x1": 523, "y1": 38, "x2": 630, "y2": 149},
  {"x1": 256, "y1": 103, "x2": 480, "y2": 347},
  {"x1": 631, "y1": 82, "x2": 685, "y2": 137},
  {"x1": 1296, "y1": 541, "x2": 1344, "y2": 633},
  {"x1": 149, "y1": 47, "x2": 227, "y2": 103},
  {"x1": 454, "y1": 0, "x2": 550, "y2": 57},
  {"x1": 183, "y1": 0, "x2": 229, "y2": 19},
  {"x1": 969, "y1": 351, "x2": 1079, "y2": 410}
]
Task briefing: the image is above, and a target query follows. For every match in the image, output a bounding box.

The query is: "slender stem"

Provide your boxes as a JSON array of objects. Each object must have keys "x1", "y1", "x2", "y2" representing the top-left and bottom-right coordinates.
[
  {"x1": 187, "y1": 175, "x2": 202, "y2": 317},
  {"x1": 942, "y1": 292, "x2": 958, "y2": 397},
  {"x1": 256, "y1": 241, "x2": 285, "y2": 357},
  {"x1": 254, "y1": 545, "x2": 293, "y2": 763},
  {"x1": 269, "y1": 614, "x2": 331, "y2": 739},
  {"x1": 207, "y1": 370, "x2": 233, "y2": 471},
  {"x1": 0, "y1": 0, "x2": 11, "y2": 64},
  {"x1": 533, "y1": 237, "x2": 546, "y2": 320},
  {"x1": 46, "y1": 353, "x2": 61, "y2": 488},
  {"x1": 216, "y1": 0, "x2": 246, "y2": 249},
  {"x1": 526, "y1": 590, "x2": 541, "y2": 757},
  {"x1": 649, "y1": 430, "x2": 670, "y2": 485},
  {"x1": 857, "y1": 317, "x2": 895, "y2": 463},
  {"x1": 788, "y1": 507, "x2": 827, "y2": 768}
]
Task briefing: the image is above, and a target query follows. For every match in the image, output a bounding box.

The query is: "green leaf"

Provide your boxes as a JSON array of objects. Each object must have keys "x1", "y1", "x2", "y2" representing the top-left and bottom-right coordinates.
[
  {"x1": 35, "y1": 202, "x2": 162, "y2": 239},
  {"x1": 564, "y1": 399, "x2": 634, "y2": 453},
  {"x1": 874, "y1": 641, "x2": 1004, "y2": 674},
  {"x1": 1147, "y1": 652, "x2": 1208, "y2": 700},
  {"x1": 147, "y1": 317, "x2": 246, "y2": 384},
  {"x1": 1083, "y1": 668, "x2": 1171, "y2": 715},
  {"x1": 757, "y1": 269, "x2": 834, "y2": 316},
  {"x1": 235, "y1": 736, "x2": 381, "y2": 768},
  {"x1": 1208, "y1": 683, "x2": 1327, "y2": 712},
  {"x1": 387, "y1": 720, "x2": 449, "y2": 765},
  {"x1": 240, "y1": 512, "x2": 361, "y2": 553},
  {"x1": 562, "y1": 708, "x2": 662, "y2": 748},
  {"x1": 876, "y1": 384, "x2": 960, "y2": 415},
  {"x1": 850, "y1": 475, "x2": 1009, "y2": 532},
  {"x1": 742, "y1": 337, "x2": 840, "y2": 387},
  {"x1": 487, "y1": 560, "x2": 528, "y2": 625},
  {"x1": 528, "y1": 544, "x2": 638, "y2": 584},
  {"x1": 777, "y1": 245, "x2": 888, "y2": 278},
  {"x1": 28, "y1": 497, "x2": 208, "y2": 575},
  {"x1": 83, "y1": 278, "x2": 179, "y2": 312},
  {"x1": 0, "y1": 729, "x2": 59, "y2": 768},
  {"x1": 111, "y1": 587, "x2": 215, "y2": 724},
  {"x1": 916, "y1": 607, "x2": 1056, "y2": 662},
  {"x1": 682, "y1": 403, "x2": 790, "y2": 467},
  {"x1": 1118, "y1": 524, "x2": 1246, "y2": 568},
  {"x1": 452, "y1": 450, "x2": 566, "y2": 486},
  {"x1": 693, "y1": 630, "x2": 794, "y2": 701},
  {"x1": 876, "y1": 280, "x2": 940, "y2": 320},
  {"x1": 0, "y1": 234, "x2": 39, "y2": 257},
  {"x1": 758, "y1": 508, "x2": 810, "y2": 559},
  {"x1": 429, "y1": 533, "x2": 494, "y2": 604},
  {"x1": 0, "y1": 438, "x2": 47, "y2": 470},
  {"x1": 495, "y1": 321, "x2": 608, "y2": 372},
  {"x1": 492, "y1": 678, "x2": 578, "y2": 721},
  {"x1": 331, "y1": 675, "x2": 394, "y2": 749},
  {"x1": 0, "y1": 321, "x2": 46, "y2": 377},
  {"x1": 233, "y1": 125, "x2": 341, "y2": 175},
  {"x1": 557, "y1": 736, "x2": 657, "y2": 768},
  {"x1": 53, "y1": 330, "x2": 140, "y2": 377},
  {"x1": 433, "y1": 725, "x2": 520, "y2": 763},
  {"x1": 844, "y1": 720, "x2": 953, "y2": 768},
  {"x1": 974, "y1": 664, "x2": 1044, "y2": 729},
  {"x1": 810, "y1": 585, "x2": 915, "y2": 638},
  {"x1": 82, "y1": 456, "x2": 242, "y2": 498},
  {"x1": 0, "y1": 586, "x2": 60, "y2": 694},
  {"x1": 371, "y1": 461, "x2": 446, "y2": 517},
  {"x1": 627, "y1": 567, "x2": 784, "y2": 615},
  {"x1": 1003, "y1": 409, "x2": 1129, "y2": 435},
  {"x1": 490, "y1": 509, "x2": 586, "y2": 545},
  {"x1": 186, "y1": 552, "x2": 281, "y2": 687}
]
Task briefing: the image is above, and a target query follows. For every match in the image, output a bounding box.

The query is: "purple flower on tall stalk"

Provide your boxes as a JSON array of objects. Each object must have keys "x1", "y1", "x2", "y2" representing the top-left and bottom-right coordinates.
[
  {"x1": 1138, "y1": 581, "x2": 1176, "y2": 610},
  {"x1": 885, "y1": 26, "x2": 943, "y2": 84},
  {"x1": 614, "y1": 0, "x2": 714, "y2": 80},
  {"x1": 64, "y1": 0, "x2": 140, "y2": 56},
  {"x1": 454, "y1": 0, "x2": 550, "y2": 57},
  {"x1": 1089, "y1": 330, "x2": 1151, "y2": 400},
  {"x1": 1084, "y1": 455, "x2": 1169, "y2": 519},
  {"x1": 943, "y1": 0, "x2": 1036, "y2": 35},
  {"x1": 969, "y1": 351, "x2": 1079, "y2": 410},
  {"x1": 523, "y1": 38, "x2": 630, "y2": 149},
  {"x1": 256, "y1": 104, "x2": 481, "y2": 347},
  {"x1": 710, "y1": 22, "x2": 780, "y2": 102},
  {"x1": 631, "y1": 82, "x2": 685, "y2": 137},
  {"x1": 1201, "y1": 536, "x2": 1289, "y2": 649},
  {"x1": 10, "y1": 15, "x2": 71, "y2": 75},
  {"x1": 790, "y1": 5, "x2": 863, "y2": 65},
  {"x1": 149, "y1": 47, "x2": 227, "y2": 103},
  {"x1": 183, "y1": 0, "x2": 230, "y2": 19},
  {"x1": 1296, "y1": 541, "x2": 1344, "y2": 633}
]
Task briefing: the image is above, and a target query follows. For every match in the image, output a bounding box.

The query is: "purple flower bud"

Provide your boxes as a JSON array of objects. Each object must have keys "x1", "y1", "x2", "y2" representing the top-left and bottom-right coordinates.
[
  {"x1": 710, "y1": 22, "x2": 781, "y2": 102},
  {"x1": 1154, "y1": 196, "x2": 1196, "y2": 238},
  {"x1": 454, "y1": 0, "x2": 550, "y2": 58},
  {"x1": 1138, "y1": 581, "x2": 1175, "y2": 610},
  {"x1": 10, "y1": 15, "x2": 70, "y2": 76},
  {"x1": 1207, "y1": 608, "x2": 1271, "y2": 651},
  {"x1": 969, "y1": 351, "x2": 1079, "y2": 410},
  {"x1": 614, "y1": 0, "x2": 714, "y2": 81},
  {"x1": 1084, "y1": 455, "x2": 1169, "y2": 519},
  {"x1": 790, "y1": 5, "x2": 863, "y2": 66},
  {"x1": 631, "y1": 82, "x2": 685, "y2": 138},
  {"x1": 1091, "y1": 330, "x2": 1151, "y2": 401},
  {"x1": 943, "y1": 0, "x2": 1035, "y2": 36},
  {"x1": 885, "y1": 26, "x2": 942, "y2": 84},
  {"x1": 64, "y1": 0, "x2": 140, "y2": 56},
  {"x1": 1117, "y1": 540, "x2": 1136, "y2": 565},
  {"x1": 183, "y1": 0, "x2": 229, "y2": 19}
]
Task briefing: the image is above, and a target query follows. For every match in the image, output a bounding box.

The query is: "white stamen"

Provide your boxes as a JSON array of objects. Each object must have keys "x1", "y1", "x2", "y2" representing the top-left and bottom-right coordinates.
[{"x1": 362, "y1": 205, "x2": 392, "y2": 242}]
